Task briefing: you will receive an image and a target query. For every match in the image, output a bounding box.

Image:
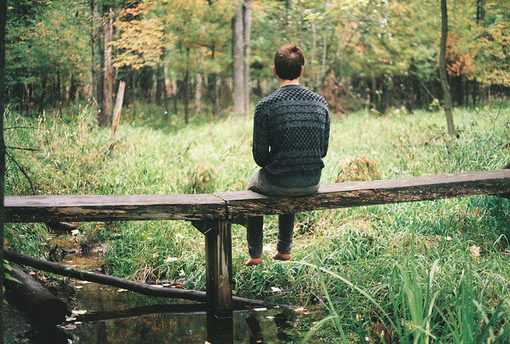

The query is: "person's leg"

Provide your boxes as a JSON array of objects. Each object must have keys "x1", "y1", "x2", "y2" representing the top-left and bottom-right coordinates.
[
  {"x1": 245, "y1": 170, "x2": 269, "y2": 266},
  {"x1": 273, "y1": 213, "x2": 295, "y2": 261},
  {"x1": 245, "y1": 215, "x2": 264, "y2": 266}
]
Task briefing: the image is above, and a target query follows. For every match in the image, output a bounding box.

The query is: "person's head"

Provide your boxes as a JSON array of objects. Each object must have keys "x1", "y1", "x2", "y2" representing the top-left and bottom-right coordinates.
[{"x1": 273, "y1": 43, "x2": 305, "y2": 81}]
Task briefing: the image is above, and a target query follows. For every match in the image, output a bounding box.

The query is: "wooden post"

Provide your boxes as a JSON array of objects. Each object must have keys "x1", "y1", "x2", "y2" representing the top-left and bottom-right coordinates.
[
  {"x1": 204, "y1": 220, "x2": 233, "y2": 344},
  {"x1": 111, "y1": 80, "x2": 126, "y2": 137}
]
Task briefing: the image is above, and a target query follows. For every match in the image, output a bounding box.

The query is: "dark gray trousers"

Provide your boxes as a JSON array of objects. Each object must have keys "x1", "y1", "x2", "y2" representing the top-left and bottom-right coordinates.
[{"x1": 246, "y1": 170, "x2": 319, "y2": 258}]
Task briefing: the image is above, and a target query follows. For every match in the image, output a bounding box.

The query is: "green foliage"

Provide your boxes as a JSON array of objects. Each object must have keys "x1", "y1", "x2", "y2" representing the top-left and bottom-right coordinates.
[
  {"x1": 112, "y1": 3, "x2": 167, "y2": 70},
  {"x1": 112, "y1": 0, "x2": 235, "y2": 77},
  {"x1": 3, "y1": 260, "x2": 21, "y2": 285},
  {"x1": 476, "y1": 0, "x2": 510, "y2": 86},
  {"x1": 5, "y1": 0, "x2": 510, "y2": 119},
  {"x1": 6, "y1": 0, "x2": 90, "y2": 108}
]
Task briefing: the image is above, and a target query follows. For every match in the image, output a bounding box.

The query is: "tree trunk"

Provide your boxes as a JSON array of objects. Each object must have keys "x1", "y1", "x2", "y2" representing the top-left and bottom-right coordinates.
[
  {"x1": 4, "y1": 263, "x2": 69, "y2": 325},
  {"x1": 195, "y1": 72, "x2": 203, "y2": 115},
  {"x1": 243, "y1": 0, "x2": 252, "y2": 114},
  {"x1": 0, "y1": 0, "x2": 6, "y2": 339},
  {"x1": 477, "y1": 0, "x2": 486, "y2": 25},
  {"x1": 321, "y1": 26, "x2": 328, "y2": 92},
  {"x1": 184, "y1": 48, "x2": 190, "y2": 123},
  {"x1": 311, "y1": 16, "x2": 317, "y2": 89},
  {"x1": 38, "y1": 74, "x2": 47, "y2": 114},
  {"x1": 90, "y1": 0, "x2": 100, "y2": 106},
  {"x1": 100, "y1": 6, "x2": 114, "y2": 127},
  {"x1": 232, "y1": 1, "x2": 245, "y2": 116},
  {"x1": 139, "y1": 66, "x2": 153, "y2": 103},
  {"x1": 162, "y1": 64, "x2": 169, "y2": 116},
  {"x1": 208, "y1": 46, "x2": 219, "y2": 117},
  {"x1": 439, "y1": 0, "x2": 457, "y2": 137},
  {"x1": 208, "y1": 72, "x2": 218, "y2": 117},
  {"x1": 155, "y1": 65, "x2": 165, "y2": 106}
]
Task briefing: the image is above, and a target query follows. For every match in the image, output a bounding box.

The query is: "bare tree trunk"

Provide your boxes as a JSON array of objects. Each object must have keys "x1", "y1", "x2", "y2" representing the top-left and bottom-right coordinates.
[
  {"x1": 439, "y1": 0, "x2": 457, "y2": 137},
  {"x1": 208, "y1": 46, "x2": 219, "y2": 117},
  {"x1": 477, "y1": 0, "x2": 486, "y2": 25},
  {"x1": 155, "y1": 65, "x2": 164, "y2": 106},
  {"x1": 311, "y1": 16, "x2": 317, "y2": 89},
  {"x1": 243, "y1": 0, "x2": 252, "y2": 114},
  {"x1": 232, "y1": 1, "x2": 245, "y2": 116},
  {"x1": 100, "y1": 6, "x2": 114, "y2": 127},
  {"x1": 38, "y1": 74, "x2": 47, "y2": 114},
  {"x1": 90, "y1": 0, "x2": 101, "y2": 108},
  {"x1": 0, "y1": 0, "x2": 6, "y2": 340},
  {"x1": 208, "y1": 74, "x2": 219, "y2": 118},
  {"x1": 321, "y1": 13, "x2": 329, "y2": 91},
  {"x1": 195, "y1": 72, "x2": 203, "y2": 115},
  {"x1": 184, "y1": 48, "x2": 190, "y2": 123}
]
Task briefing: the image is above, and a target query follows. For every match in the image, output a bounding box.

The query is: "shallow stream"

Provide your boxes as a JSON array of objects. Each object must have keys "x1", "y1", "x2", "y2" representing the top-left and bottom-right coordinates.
[
  {"x1": 18, "y1": 234, "x2": 321, "y2": 343},
  {"x1": 57, "y1": 282, "x2": 315, "y2": 343}
]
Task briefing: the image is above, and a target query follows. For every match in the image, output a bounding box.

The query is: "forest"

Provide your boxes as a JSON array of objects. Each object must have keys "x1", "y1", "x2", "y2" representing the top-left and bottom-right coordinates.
[
  {"x1": 7, "y1": 0, "x2": 510, "y2": 123},
  {"x1": 3, "y1": 0, "x2": 510, "y2": 343}
]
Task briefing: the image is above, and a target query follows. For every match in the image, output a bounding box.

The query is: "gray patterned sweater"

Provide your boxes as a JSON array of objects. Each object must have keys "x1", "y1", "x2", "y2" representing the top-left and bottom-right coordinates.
[{"x1": 252, "y1": 84, "x2": 330, "y2": 188}]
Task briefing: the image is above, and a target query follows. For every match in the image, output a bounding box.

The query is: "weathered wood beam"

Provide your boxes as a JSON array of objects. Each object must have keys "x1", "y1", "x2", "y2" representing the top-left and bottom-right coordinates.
[
  {"x1": 5, "y1": 194, "x2": 226, "y2": 223},
  {"x1": 7, "y1": 170, "x2": 510, "y2": 224},
  {"x1": 200, "y1": 220, "x2": 234, "y2": 344},
  {"x1": 217, "y1": 169, "x2": 510, "y2": 218}
]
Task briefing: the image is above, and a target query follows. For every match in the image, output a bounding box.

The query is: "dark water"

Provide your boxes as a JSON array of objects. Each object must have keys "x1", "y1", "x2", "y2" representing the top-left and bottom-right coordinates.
[
  {"x1": 34, "y1": 282, "x2": 319, "y2": 344},
  {"x1": 10, "y1": 238, "x2": 320, "y2": 343}
]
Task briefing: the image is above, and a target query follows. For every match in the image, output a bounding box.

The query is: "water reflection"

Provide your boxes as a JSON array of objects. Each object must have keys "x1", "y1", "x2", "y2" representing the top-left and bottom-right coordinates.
[{"x1": 52, "y1": 283, "x2": 317, "y2": 343}]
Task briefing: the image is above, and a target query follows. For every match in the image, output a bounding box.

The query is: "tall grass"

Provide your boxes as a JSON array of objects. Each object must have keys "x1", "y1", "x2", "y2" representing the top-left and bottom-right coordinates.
[{"x1": 5, "y1": 101, "x2": 510, "y2": 342}]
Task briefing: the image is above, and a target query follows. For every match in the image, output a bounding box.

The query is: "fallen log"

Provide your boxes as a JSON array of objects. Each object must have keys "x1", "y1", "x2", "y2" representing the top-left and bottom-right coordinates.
[
  {"x1": 4, "y1": 263, "x2": 70, "y2": 325},
  {"x1": 45, "y1": 221, "x2": 77, "y2": 234},
  {"x1": 4, "y1": 249, "x2": 294, "y2": 309}
]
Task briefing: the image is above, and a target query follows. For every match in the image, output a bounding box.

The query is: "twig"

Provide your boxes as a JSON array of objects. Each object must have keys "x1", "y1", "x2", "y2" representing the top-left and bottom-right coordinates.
[
  {"x1": 4, "y1": 126, "x2": 39, "y2": 130},
  {"x1": 415, "y1": 76, "x2": 437, "y2": 101},
  {"x1": 6, "y1": 146, "x2": 41, "y2": 151},
  {"x1": 6, "y1": 150, "x2": 36, "y2": 195}
]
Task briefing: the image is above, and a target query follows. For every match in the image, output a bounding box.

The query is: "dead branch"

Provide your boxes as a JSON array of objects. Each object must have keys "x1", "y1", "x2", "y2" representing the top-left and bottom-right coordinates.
[
  {"x1": 4, "y1": 249, "x2": 295, "y2": 309},
  {"x1": 6, "y1": 150, "x2": 36, "y2": 194}
]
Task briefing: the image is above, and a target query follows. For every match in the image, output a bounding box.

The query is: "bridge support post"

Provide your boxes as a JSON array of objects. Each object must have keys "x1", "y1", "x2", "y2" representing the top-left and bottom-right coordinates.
[{"x1": 197, "y1": 219, "x2": 233, "y2": 344}]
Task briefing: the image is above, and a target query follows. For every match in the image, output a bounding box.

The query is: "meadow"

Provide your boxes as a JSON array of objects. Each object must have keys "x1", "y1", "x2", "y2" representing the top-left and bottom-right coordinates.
[{"x1": 6, "y1": 101, "x2": 510, "y2": 343}]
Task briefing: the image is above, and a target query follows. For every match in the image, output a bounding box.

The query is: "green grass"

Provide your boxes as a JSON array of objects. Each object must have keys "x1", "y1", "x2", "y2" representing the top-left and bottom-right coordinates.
[{"x1": 5, "y1": 101, "x2": 510, "y2": 342}]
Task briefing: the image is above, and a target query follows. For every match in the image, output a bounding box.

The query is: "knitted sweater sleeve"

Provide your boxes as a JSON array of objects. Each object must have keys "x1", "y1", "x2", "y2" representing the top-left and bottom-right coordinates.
[
  {"x1": 252, "y1": 102, "x2": 271, "y2": 167},
  {"x1": 322, "y1": 108, "x2": 330, "y2": 158}
]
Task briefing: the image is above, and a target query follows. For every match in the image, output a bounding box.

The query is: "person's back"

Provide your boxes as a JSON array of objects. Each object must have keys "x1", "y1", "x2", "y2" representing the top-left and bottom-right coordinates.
[
  {"x1": 244, "y1": 43, "x2": 330, "y2": 266},
  {"x1": 253, "y1": 84, "x2": 329, "y2": 189}
]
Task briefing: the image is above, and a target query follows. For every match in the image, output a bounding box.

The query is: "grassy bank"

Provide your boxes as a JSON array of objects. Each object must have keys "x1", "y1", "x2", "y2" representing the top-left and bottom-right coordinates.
[{"x1": 6, "y1": 102, "x2": 510, "y2": 342}]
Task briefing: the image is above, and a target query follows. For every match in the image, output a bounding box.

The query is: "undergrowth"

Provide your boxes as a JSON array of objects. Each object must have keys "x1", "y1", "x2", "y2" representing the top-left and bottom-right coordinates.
[{"x1": 5, "y1": 101, "x2": 510, "y2": 342}]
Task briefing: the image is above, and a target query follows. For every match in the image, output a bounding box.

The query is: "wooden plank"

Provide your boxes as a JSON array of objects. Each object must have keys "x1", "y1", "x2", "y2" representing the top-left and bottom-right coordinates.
[
  {"x1": 6, "y1": 170, "x2": 510, "y2": 222},
  {"x1": 5, "y1": 194, "x2": 226, "y2": 223},
  {"x1": 217, "y1": 170, "x2": 510, "y2": 218}
]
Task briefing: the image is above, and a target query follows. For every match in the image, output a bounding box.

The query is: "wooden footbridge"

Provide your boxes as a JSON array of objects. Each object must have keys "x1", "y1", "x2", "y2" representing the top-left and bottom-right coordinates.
[{"x1": 6, "y1": 168, "x2": 510, "y2": 343}]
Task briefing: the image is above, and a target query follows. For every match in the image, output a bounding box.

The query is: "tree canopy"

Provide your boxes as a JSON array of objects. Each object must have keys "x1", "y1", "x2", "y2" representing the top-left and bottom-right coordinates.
[{"x1": 5, "y1": 0, "x2": 510, "y2": 119}]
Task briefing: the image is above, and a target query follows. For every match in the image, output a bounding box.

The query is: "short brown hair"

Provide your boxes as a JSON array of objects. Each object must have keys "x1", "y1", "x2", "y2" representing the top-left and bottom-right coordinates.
[{"x1": 274, "y1": 43, "x2": 305, "y2": 80}]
